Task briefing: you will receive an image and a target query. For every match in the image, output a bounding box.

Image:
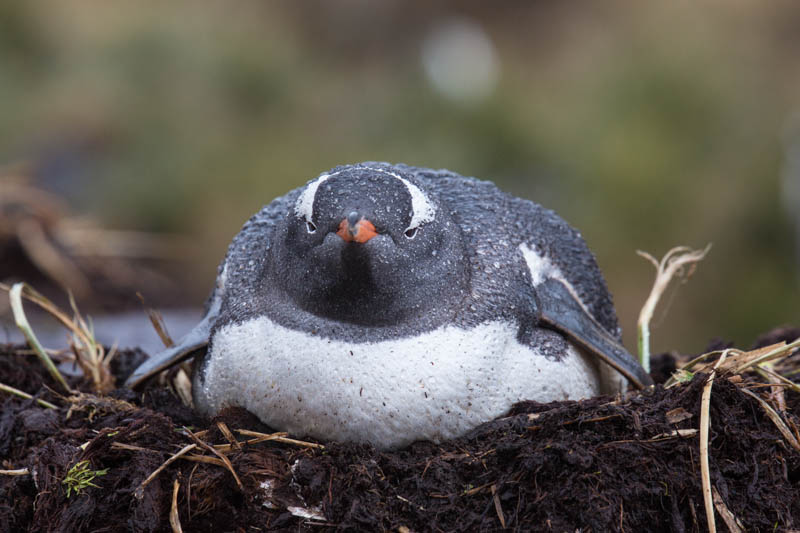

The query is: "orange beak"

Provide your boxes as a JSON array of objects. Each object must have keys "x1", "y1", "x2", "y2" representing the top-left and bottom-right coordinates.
[{"x1": 336, "y1": 216, "x2": 378, "y2": 243}]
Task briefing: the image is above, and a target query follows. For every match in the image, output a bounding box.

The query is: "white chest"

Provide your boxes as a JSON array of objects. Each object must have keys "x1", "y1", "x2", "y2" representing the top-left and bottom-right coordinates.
[{"x1": 194, "y1": 317, "x2": 603, "y2": 448}]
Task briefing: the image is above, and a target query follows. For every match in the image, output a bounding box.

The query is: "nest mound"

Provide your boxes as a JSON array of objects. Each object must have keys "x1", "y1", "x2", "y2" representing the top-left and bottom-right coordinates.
[{"x1": 1, "y1": 334, "x2": 800, "y2": 532}]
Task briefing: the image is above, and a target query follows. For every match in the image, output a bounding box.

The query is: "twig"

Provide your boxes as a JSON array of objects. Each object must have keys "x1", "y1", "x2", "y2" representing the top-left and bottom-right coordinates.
[
  {"x1": 187, "y1": 464, "x2": 197, "y2": 521},
  {"x1": 3, "y1": 281, "x2": 114, "y2": 393},
  {"x1": 216, "y1": 422, "x2": 241, "y2": 451},
  {"x1": 741, "y1": 382, "x2": 795, "y2": 390},
  {"x1": 711, "y1": 485, "x2": 744, "y2": 533},
  {"x1": 184, "y1": 427, "x2": 243, "y2": 490},
  {"x1": 235, "y1": 429, "x2": 325, "y2": 449},
  {"x1": 67, "y1": 292, "x2": 100, "y2": 386},
  {"x1": 491, "y1": 484, "x2": 506, "y2": 528},
  {"x1": 8, "y1": 283, "x2": 72, "y2": 393},
  {"x1": 183, "y1": 454, "x2": 227, "y2": 467},
  {"x1": 111, "y1": 442, "x2": 159, "y2": 453},
  {"x1": 649, "y1": 429, "x2": 698, "y2": 440},
  {"x1": 134, "y1": 443, "x2": 197, "y2": 500},
  {"x1": 636, "y1": 244, "x2": 711, "y2": 372},
  {"x1": 735, "y1": 337, "x2": 800, "y2": 374},
  {"x1": 740, "y1": 388, "x2": 800, "y2": 452},
  {"x1": 137, "y1": 292, "x2": 174, "y2": 348},
  {"x1": 755, "y1": 366, "x2": 788, "y2": 412},
  {"x1": 528, "y1": 413, "x2": 623, "y2": 431},
  {"x1": 170, "y1": 478, "x2": 183, "y2": 533},
  {"x1": 756, "y1": 365, "x2": 800, "y2": 400},
  {"x1": 599, "y1": 428, "x2": 698, "y2": 447},
  {"x1": 1, "y1": 282, "x2": 85, "y2": 346},
  {"x1": 664, "y1": 350, "x2": 725, "y2": 388},
  {"x1": 463, "y1": 482, "x2": 494, "y2": 496},
  {"x1": 0, "y1": 468, "x2": 30, "y2": 476},
  {"x1": 700, "y1": 351, "x2": 728, "y2": 533},
  {"x1": 0, "y1": 381, "x2": 58, "y2": 409},
  {"x1": 396, "y1": 495, "x2": 425, "y2": 512},
  {"x1": 561, "y1": 413, "x2": 623, "y2": 426},
  {"x1": 665, "y1": 339, "x2": 800, "y2": 389},
  {"x1": 111, "y1": 441, "x2": 161, "y2": 453}
]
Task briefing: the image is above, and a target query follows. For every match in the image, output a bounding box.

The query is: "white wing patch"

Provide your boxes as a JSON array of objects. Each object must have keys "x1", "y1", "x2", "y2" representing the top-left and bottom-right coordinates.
[
  {"x1": 519, "y1": 243, "x2": 562, "y2": 286},
  {"x1": 216, "y1": 263, "x2": 228, "y2": 292},
  {"x1": 519, "y1": 243, "x2": 592, "y2": 315}
]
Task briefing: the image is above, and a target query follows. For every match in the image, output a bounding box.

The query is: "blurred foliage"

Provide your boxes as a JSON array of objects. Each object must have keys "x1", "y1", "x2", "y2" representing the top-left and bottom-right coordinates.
[{"x1": 1, "y1": 0, "x2": 799, "y2": 354}]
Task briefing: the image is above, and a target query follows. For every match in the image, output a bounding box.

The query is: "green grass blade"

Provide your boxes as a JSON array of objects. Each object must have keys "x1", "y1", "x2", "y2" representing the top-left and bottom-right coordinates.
[{"x1": 9, "y1": 283, "x2": 72, "y2": 394}]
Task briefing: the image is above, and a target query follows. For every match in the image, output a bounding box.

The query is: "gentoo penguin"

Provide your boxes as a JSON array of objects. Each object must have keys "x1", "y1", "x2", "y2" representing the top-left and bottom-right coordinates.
[{"x1": 127, "y1": 163, "x2": 652, "y2": 449}]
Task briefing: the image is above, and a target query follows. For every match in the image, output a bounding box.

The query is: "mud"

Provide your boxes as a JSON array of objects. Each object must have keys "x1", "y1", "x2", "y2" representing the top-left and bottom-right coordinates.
[{"x1": 1, "y1": 330, "x2": 799, "y2": 532}]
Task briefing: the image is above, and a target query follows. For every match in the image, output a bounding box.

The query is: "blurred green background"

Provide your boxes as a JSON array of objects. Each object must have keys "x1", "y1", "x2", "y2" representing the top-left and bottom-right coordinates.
[{"x1": 1, "y1": 1, "x2": 798, "y2": 355}]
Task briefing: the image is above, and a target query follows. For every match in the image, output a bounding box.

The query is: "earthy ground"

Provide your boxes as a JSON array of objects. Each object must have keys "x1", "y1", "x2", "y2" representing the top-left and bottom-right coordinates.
[{"x1": 1, "y1": 327, "x2": 799, "y2": 532}]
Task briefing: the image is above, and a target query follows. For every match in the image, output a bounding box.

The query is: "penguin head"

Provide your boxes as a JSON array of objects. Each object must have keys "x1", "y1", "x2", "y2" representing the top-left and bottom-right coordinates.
[{"x1": 273, "y1": 164, "x2": 467, "y2": 326}]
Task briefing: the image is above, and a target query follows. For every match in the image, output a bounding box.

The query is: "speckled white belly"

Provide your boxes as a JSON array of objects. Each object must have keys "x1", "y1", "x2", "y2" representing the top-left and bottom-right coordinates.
[{"x1": 194, "y1": 317, "x2": 604, "y2": 449}]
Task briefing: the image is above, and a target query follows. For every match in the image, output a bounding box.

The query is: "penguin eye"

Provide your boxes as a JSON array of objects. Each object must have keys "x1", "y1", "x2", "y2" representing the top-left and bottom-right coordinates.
[
  {"x1": 306, "y1": 220, "x2": 317, "y2": 233},
  {"x1": 404, "y1": 227, "x2": 418, "y2": 240}
]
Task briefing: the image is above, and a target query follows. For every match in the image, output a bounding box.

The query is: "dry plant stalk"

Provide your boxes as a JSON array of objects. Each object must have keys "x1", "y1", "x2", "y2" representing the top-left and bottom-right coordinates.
[
  {"x1": 170, "y1": 478, "x2": 183, "y2": 533},
  {"x1": 740, "y1": 388, "x2": 800, "y2": 452},
  {"x1": 0, "y1": 381, "x2": 58, "y2": 409},
  {"x1": 700, "y1": 351, "x2": 729, "y2": 533},
  {"x1": 0, "y1": 468, "x2": 30, "y2": 476},
  {"x1": 491, "y1": 484, "x2": 506, "y2": 528},
  {"x1": 7, "y1": 283, "x2": 71, "y2": 393},
  {"x1": 216, "y1": 422, "x2": 241, "y2": 451},
  {"x1": 68, "y1": 291, "x2": 115, "y2": 393},
  {"x1": 664, "y1": 338, "x2": 800, "y2": 389},
  {"x1": 172, "y1": 368, "x2": 193, "y2": 408},
  {"x1": 735, "y1": 337, "x2": 800, "y2": 374},
  {"x1": 137, "y1": 292, "x2": 174, "y2": 348},
  {"x1": 2, "y1": 281, "x2": 115, "y2": 393},
  {"x1": 137, "y1": 292, "x2": 195, "y2": 407},
  {"x1": 234, "y1": 428, "x2": 325, "y2": 449},
  {"x1": 184, "y1": 427, "x2": 243, "y2": 490},
  {"x1": 637, "y1": 244, "x2": 711, "y2": 372},
  {"x1": 183, "y1": 455, "x2": 227, "y2": 467},
  {"x1": 712, "y1": 485, "x2": 744, "y2": 533},
  {"x1": 135, "y1": 444, "x2": 197, "y2": 500}
]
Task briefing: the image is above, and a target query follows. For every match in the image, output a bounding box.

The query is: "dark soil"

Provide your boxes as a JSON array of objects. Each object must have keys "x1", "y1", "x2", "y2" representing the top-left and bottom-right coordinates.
[{"x1": 1, "y1": 331, "x2": 799, "y2": 532}]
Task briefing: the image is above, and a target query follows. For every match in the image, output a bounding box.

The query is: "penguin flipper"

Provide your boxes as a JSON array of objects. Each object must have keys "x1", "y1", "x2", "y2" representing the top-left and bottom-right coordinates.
[
  {"x1": 124, "y1": 191, "x2": 286, "y2": 390},
  {"x1": 124, "y1": 324, "x2": 209, "y2": 389},
  {"x1": 125, "y1": 282, "x2": 223, "y2": 389},
  {"x1": 536, "y1": 278, "x2": 653, "y2": 390}
]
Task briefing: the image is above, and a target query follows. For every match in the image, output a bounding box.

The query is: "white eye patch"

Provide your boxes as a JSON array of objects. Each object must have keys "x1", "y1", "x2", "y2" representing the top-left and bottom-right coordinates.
[
  {"x1": 393, "y1": 175, "x2": 436, "y2": 230},
  {"x1": 293, "y1": 166, "x2": 436, "y2": 230},
  {"x1": 294, "y1": 173, "x2": 333, "y2": 223}
]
